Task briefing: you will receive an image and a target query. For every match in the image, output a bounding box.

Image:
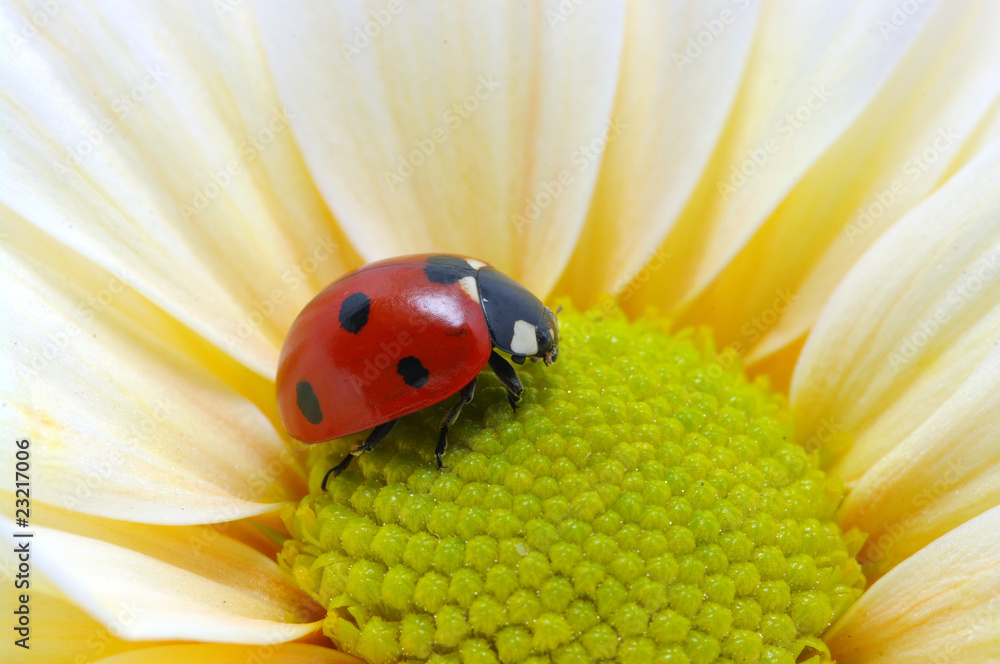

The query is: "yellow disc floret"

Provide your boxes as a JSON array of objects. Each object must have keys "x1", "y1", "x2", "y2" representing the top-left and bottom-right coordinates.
[{"x1": 280, "y1": 305, "x2": 865, "y2": 664}]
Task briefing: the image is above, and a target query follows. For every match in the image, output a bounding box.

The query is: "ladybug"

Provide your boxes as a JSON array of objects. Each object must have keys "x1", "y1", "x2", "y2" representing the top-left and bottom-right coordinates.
[{"x1": 276, "y1": 254, "x2": 559, "y2": 488}]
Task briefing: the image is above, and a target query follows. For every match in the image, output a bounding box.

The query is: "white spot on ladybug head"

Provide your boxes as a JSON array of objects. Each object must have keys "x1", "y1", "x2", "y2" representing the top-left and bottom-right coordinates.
[
  {"x1": 510, "y1": 319, "x2": 539, "y2": 356},
  {"x1": 464, "y1": 258, "x2": 487, "y2": 270},
  {"x1": 458, "y1": 276, "x2": 480, "y2": 303}
]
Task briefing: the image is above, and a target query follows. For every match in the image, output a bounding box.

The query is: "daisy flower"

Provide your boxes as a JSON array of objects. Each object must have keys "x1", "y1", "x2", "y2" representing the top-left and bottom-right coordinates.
[{"x1": 3, "y1": 1, "x2": 999, "y2": 663}]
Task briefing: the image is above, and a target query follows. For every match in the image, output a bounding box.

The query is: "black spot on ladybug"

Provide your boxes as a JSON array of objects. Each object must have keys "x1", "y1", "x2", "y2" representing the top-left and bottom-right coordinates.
[
  {"x1": 445, "y1": 327, "x2": 469, "y2": 337},
  {"x1": 296, "y1": 381, "x2": 323, "y2": 425},
  {"x1": 339, "y1": 292, "x2": 370, "y2": 334},
  {"x1": 424, "y1": 255, "x2": 477, "y2": 285},
  {"x1": 397, "y1": 356, "x2": 429, "y2": 388}
]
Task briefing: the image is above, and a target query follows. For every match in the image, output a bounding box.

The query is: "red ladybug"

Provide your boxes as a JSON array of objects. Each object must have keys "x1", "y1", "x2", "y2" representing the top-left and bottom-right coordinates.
[{"x1": 277, "y1": 254, "x2": 559, "y2": 487}]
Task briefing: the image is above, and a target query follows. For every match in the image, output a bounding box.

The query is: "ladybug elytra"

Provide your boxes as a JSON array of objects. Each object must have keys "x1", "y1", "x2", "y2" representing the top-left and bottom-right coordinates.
[{"x1": 276, "y1": 254, "x2": 559, "y2": 488}]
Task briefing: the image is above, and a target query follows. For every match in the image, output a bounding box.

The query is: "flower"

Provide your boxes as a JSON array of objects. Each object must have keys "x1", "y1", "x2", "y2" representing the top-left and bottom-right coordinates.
[{"x1": 2, "y1": 2, "x2": 999, "y2": 664}]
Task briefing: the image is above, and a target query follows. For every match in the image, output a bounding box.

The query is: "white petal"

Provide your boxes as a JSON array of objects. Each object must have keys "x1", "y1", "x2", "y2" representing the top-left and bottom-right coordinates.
[
  {"x1": 0, "y1": 567, "x2": 142, "y2": 663},
  {"x1": 0, "y1": 1, "x2": 353, "y2": 379},
  {"x1": 840, "y1": 342, "x2": 1000, "y2": 578},
  {"x1": 743, "y1": 0, "x2": 1000, "y2": 362},
  {"x1": 826, "y1": 505, "x2": 1000, "y2": 664},
  {"x1": 558, "y1": 0, "x2": 757, "y2": 304},
  {"x1": 2, "y1": 513, "x2": 323, "y2": 645},
  {"x1": 628, "y1": 1, "x2": 1000, "y2": 345},
  {"x1": 792, "y1": 136, "x2": 1000, "y2": 468},
  {"x1": 791, "y1": 137, "x2": 1000, "y2": 569},
  {"x1": 1, "y1": 235, "x2": 304, "y2": 525},
  {"x1": 256, "y1": 0, "x2": 625, "y2": 295}
]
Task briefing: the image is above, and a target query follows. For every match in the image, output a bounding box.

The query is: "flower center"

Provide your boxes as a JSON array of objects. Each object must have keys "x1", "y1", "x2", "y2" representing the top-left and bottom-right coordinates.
[{"x1": 279, "y1": 305, "x2": 865, "y2": 664}]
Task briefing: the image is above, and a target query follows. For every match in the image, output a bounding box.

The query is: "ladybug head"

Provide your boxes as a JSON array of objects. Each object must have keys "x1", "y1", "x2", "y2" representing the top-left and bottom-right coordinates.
[
  {"x1": 533, "y1": 306, "x2": 559, "y2": 366},
  {"x1": 476, "y1": 267, "x2": 560, "y2": 366}
]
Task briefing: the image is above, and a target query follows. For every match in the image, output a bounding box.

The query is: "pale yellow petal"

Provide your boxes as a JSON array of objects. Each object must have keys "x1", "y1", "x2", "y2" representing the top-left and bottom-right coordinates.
[
  {"x1": 840, "y1": 342, "x2": 1000, "y2": 579},
  {"x1": 94, "y1": 644, "x2": 359, "y2": 664},
  {"x1": 790, "y1": 137, "x2": 1000, "y2": 574},
  {"x1": 1, "y1": 233, "x2": 305, "y2": 524},
  {"x1": 739, "y1": 1, "x2": 1000, "y2": 363},
  {"x1": 257, "y1": 0, "x2": 625, "y2": 295},
  {"x1": 558, "y1": 0, "x2": 757, "y2": 304},
  {"x1": 1, "y1": 568, "x2": 169, "y2": 664},
  {"x1": 628, "y1": 1, "x2": 1000, "y2": 350},
  {"x1": 826, "y1": 505, "x2": 1000, "y2": 664},
  {"x1": 20, "y1": 502, "x2": 318, "y2": 618},
  {"x1": 2, "y1": 512, "x2": 323, "y2": 644},
  {"x1": 0, "y1": 0, "x2": 354, "y2": 379},
  {"x1": 791, "y1": 136, "x2": 1000, "y2": 473}
]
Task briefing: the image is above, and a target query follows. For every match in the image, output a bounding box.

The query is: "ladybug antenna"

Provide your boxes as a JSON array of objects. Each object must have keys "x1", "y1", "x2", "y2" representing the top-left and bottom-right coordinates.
[{"x1": 555, "y1": 304, "x2": 563, "y2": 316}]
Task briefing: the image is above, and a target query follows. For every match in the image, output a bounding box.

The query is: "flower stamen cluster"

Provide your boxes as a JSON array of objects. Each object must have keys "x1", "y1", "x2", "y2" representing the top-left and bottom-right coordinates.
[{"x1": 281, "y1": 306, "x2": 865, "y2": 664}]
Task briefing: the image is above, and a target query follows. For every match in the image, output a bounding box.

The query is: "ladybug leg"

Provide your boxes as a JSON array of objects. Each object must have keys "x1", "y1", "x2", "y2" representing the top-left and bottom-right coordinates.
[
  {"x1": 488, "y1": 350, "x2": 523, "y2": 412},
  {"x1": 321, "y1": 419, "x2": 398, "y2": 489},
  {"x1": 353, "y1": 418, "x2": 400, "y2": 455},
  {"x1": 436, "y1": 378, "x2": 477, "y2": 468},
  {"x1": 322, "y1": 455, "x2": 355, "y2": 490}
]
